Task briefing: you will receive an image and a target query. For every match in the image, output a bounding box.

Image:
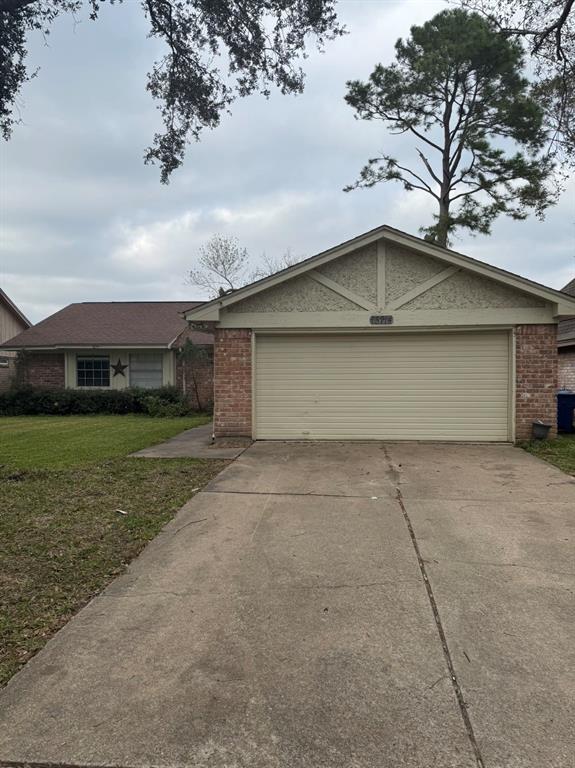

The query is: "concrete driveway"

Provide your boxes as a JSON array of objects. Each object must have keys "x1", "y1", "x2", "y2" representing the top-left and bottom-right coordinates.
[{"x1": 0, "y1": 442, "x2": 574, "y2": 768}]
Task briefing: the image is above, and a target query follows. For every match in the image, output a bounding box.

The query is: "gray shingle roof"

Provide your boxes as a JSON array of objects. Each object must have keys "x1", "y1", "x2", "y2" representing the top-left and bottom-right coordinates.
[{"x1": 0, "y1": 302, "x2": 212, "y2": 349}]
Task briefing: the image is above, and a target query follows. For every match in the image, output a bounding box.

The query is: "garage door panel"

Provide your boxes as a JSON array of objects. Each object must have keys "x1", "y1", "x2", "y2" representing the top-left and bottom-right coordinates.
[{"x1": 255, "y1": 332, "x2": 510, "y2": 441}]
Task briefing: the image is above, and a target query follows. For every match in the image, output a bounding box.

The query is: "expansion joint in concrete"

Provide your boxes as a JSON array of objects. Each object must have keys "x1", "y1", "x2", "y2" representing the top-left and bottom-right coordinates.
[{"x1": 381, "y1": 446, "x2": 486, "y2": 768}]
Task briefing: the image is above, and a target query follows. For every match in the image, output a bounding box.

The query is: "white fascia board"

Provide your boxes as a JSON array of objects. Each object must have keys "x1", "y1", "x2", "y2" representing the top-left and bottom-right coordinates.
[
  {"x1": 184, "y1": 305, "x2": 222, "y2": 322},
  {"x1": 554, "y1": 302, "x2": 575, "y2": 319}
]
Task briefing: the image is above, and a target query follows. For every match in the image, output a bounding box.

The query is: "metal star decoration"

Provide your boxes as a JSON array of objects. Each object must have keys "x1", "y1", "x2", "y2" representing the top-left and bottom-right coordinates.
[{"x1": 111, "y1": 359, "x2": 128, "y2": 377}]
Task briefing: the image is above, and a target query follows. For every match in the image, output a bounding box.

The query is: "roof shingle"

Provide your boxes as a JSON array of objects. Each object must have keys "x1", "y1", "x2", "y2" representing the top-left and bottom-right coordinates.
[{"x1": 0, "y1": 302, "x2": 212, "y2": 349}]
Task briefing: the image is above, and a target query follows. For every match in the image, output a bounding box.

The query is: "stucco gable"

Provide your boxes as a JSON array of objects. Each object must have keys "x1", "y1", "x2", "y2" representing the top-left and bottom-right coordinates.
[
  {"x1": 185, "y1": 225, "x2": 575, "y2": 324},
  {"x1": 232, "y1": 273, "x2": 363, "y2": 313},
  {"x1": 402, "y1": 269, "x2": 547, "y2": 310},
  {"x1": 231, "y1": 240, "x2": 547, "y2": 314},
  {"x1": 385, "y1": 246, "x2": 446, "y2": 304},
  {"x1": 315, "y1": 244, "x2": 377, "y2": 304}
]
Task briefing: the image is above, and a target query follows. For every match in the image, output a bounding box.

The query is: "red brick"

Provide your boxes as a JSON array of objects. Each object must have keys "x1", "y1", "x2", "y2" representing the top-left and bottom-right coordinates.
[
  {"x1": 174, "y1": 349, "x2": 214, "y2": 411},
  {"x1": 213, "y1": 328, "x2": 252, "y2": 437},
  {"x1": 16, "y1": 353, "x2": 65, "y2": 389},
  {"x1": 515, "y1": 325, "x2": 558, "y2": 440},
  {"x1": 0, "y1": 355, "x2": 17, "y2": 392}
]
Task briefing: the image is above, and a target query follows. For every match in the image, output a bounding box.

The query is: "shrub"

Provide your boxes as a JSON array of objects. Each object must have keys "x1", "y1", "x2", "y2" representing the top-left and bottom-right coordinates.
[
  {"x1": 142, "y1": 396, "x2": 192, "y2": 418},
  {"x1": 0, "y1": 386, "x2": 192, "y2": 417}
]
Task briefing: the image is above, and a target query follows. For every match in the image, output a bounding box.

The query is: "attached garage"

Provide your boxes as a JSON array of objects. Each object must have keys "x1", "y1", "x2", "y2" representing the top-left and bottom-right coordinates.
[
  {"x1": 254, "y1": 331, "x2": 511, "y2": 441},
  {"x1": 186, "y1": 225, "x2": 575, "y2": 442}
]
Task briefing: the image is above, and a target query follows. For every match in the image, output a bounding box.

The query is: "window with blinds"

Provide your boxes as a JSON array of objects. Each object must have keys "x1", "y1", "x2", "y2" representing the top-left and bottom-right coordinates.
[{"x1": 129, "y1": 353, "x2": 163, "y2": 389}]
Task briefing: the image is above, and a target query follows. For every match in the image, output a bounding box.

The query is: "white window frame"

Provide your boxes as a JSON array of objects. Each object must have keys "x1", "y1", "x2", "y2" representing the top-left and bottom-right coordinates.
[{"x1": 76, "y1": 356, "x2": 110, "y2": 388}]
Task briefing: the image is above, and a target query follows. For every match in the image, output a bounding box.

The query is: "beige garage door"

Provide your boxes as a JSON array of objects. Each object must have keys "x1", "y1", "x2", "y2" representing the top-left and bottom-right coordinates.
[{"x1": 255, "y1": 332, "x2": 511, "y2": 441}]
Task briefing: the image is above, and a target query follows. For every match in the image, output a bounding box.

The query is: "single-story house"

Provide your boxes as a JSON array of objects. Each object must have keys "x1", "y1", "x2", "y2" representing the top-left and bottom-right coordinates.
[
  {"x1": 185, "y1": 225, "x2": 575, "y2": 442},
  {"x1": 558, "y1": 278, "x2": 575, "y2": 390},
  {"x1": 1, "y1": 301, "x2": 214, "y2": 408},
  {"x1": 0, "y1": 288, "x2": 32, "y2": 392}
]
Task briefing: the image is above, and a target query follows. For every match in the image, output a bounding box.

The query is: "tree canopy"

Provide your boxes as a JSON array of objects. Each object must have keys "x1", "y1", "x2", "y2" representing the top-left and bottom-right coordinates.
[
  {"x1": 0, "y1": 0, "x2": 343, "y2": 182},
  {"x1": 188, "y1": 234, "x2": 250, "y2": 296},
  {"x1": 345, "y1": 9, "x2": 556, "y2": 246},
  {"x1": 187, "y1": 234, "x2": 303, "y2": 296},
  {"x1": 461, "y1": 0, "x2": 575, "y2": 170}
]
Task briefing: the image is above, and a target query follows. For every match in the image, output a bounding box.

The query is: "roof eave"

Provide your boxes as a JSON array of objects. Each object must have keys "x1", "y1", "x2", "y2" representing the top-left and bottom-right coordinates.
[{"x1": 0, "y1": 343, "x2": 174, "y2": 351}]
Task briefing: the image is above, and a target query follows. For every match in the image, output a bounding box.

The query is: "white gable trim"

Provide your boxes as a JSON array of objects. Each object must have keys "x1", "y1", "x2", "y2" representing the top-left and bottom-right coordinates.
[{"x1": 184, "y1": 225, "x2": 575, "y2": 322}]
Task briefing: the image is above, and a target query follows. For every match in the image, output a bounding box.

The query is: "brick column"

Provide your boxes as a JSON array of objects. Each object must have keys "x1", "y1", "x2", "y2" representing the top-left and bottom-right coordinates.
[
  {"x1": 515, "y1": 325, "x2": 558, "y2": 440},
  {"x1": 213, "y1": 329, "x2": 252, "y2": 438}
]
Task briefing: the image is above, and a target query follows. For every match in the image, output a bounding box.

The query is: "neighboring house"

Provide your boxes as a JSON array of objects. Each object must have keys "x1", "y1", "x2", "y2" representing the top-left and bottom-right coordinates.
[
  {"x1": 1, "y1": 302, "x2": 214, "y2": 408},
  {"x1": 0, "y1": 288, "x2": 32, "y2": 392},
  {"x1": 186, "y1": 224, "x2": 575, "y2": 443},
  {"x1": 558, "y1": 278, "x2": 575, "y2": 390}
]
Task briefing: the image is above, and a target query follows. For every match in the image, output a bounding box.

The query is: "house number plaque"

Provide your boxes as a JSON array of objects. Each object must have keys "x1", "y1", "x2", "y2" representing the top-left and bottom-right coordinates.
[{"x1": 369, "y1": 315, "x2": 394, "y2": 325}]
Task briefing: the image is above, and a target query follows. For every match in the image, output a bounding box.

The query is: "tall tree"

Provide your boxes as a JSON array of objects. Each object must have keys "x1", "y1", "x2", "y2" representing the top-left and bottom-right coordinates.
[
  {"x1": 345, "y1": 9, "x2": 556, "y2": 247},
  {"x1": 461, "y1": 0, "x2": 575, "y2": 170},
  {"x1": 0, "y1": 0, "x2": 343, "y2": 182}
]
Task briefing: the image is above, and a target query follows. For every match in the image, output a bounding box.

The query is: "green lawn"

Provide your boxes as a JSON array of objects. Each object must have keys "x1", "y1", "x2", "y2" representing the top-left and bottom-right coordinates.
[
  {"x1": 0, "y1": 415, "x2": 227, "y2": 686},
  {"x1": 0, "y1": 413, "x2": 211, "y2": 468},
  {"x1": 521, "y1": 434, "x2": 575, "y2": 476}
]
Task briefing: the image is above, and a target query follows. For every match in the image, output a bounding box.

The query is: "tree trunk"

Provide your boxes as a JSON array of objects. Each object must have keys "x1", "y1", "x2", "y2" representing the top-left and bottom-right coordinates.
[
  {"x1": 436, "y1": 198, "x2": 450, "y2": 248},
  {"x1": 191, "y1": 368, "x2": 203, "y2": 412}
]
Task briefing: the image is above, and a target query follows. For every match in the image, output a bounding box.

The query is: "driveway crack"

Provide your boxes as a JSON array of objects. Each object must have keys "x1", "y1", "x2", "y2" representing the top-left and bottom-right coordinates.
[
  {"x1": 382, "y1": 446, "x2": 485, "y2": 768},
  {"x1": 205, "y1": 489, "x2": 386, "y2": 499},
  {"x1": 431, "y1": 557, "x2": 574, "y2": 577}
]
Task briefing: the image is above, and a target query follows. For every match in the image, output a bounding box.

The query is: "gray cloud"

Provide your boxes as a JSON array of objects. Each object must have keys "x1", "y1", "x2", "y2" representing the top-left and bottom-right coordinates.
[{"x1": 1, "y1": 0, "x2": 573, "y2": 322}]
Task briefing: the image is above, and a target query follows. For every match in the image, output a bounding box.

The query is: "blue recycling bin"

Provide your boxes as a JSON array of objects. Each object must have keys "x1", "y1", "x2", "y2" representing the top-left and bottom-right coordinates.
[{"x1": 557, "y1": 392, "x2": 575, "y2": 433}]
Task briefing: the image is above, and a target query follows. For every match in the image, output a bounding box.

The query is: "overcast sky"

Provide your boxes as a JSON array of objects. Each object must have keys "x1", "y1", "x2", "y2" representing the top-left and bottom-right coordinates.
[{"x1": 1, "y1": 0, "x2": 574, "y2": 323}]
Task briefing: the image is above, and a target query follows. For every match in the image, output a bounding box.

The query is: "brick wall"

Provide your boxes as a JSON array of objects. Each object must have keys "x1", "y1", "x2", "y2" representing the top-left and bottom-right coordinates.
[
  {"x1": 17, "y1": 352, "x2": 66, "y2": 389},
  {"x1": 0, "y1": 358, "x2": 16, "y2": 392},
  {"x1": 213, "y1": 328, "x2": 252, "y2": 437},
  {"x1": 558, "y1": 348, "x2": 575, "y2": 391},
  {"x1": 515, "y1": 325, "x2": 558, "y2": 440},
  {"x1": 175, "y1": 353, "x2": 214, "y2": 410}
]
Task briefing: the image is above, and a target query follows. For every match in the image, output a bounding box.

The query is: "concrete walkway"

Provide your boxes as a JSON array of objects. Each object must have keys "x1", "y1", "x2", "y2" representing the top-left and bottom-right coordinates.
[
  {"x1": 131, "y1": 422, "x2": 250, "y2": 459},
  {"x1": 0, "y1": 442, "x2": 574, "y2": 767}
]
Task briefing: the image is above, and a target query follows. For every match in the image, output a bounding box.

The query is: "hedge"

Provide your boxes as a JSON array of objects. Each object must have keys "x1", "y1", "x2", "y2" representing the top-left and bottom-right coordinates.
[{"x1": 0, "y1": 386, "x2": 187, "y2": 416}]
